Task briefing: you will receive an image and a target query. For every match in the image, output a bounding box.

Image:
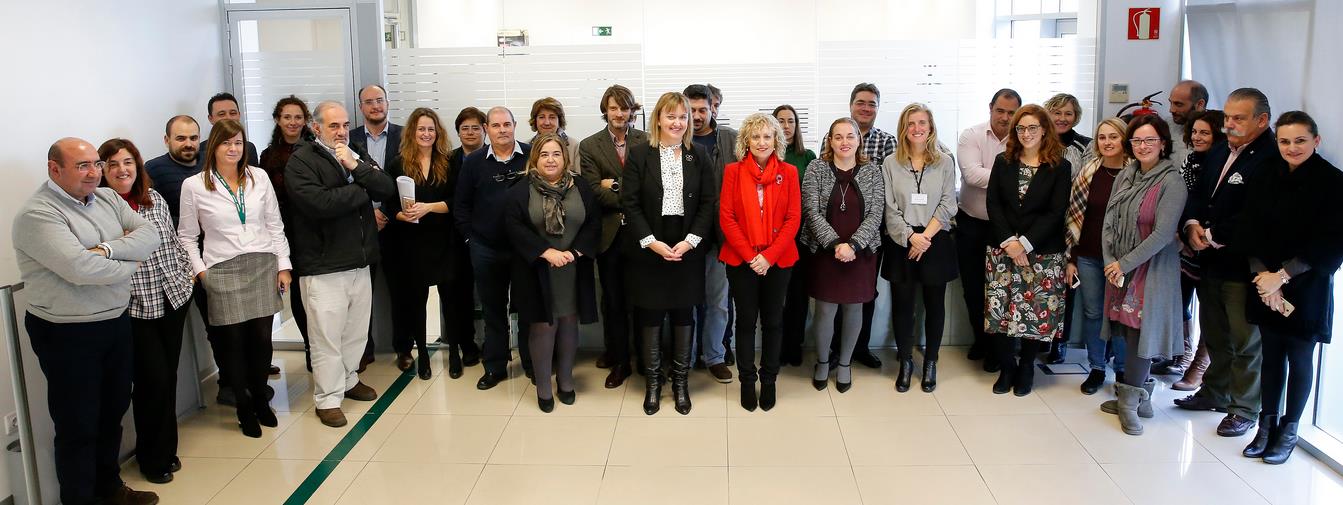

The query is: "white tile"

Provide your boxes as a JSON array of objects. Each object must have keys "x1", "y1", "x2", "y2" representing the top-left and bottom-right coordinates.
[
  {"x1": 1103, "y1": 462, "x2": 1270, "y2": 505},
  {"x1": 487, "y1": 416, "x2": 617, "y2": 465},
  {"x1": 853, "y1": 465, "x2": 995, "y2": 505},
  {"x1": 949, "y1": 414, "x2": 1093, "y2": 465},
  {"x1": 466, "y1": 465, "x2": 603, "y2": 505},
  {"x1": 837, "y1": 416, "x2": 972, "y2": 466},
  {"x1": 335, "y1": 462, "x2": 482, "y2": 505},
  {"x1": 598, "y1": 466, "x2": 728, "y2": 505},
  {"x1": 978, "y1": 463, "x2": 1132, "y2": 505},
  {"x1": 729, "y1": 466, "x2": 862, "y2": 505},
  {"x1": 727, "y1": 417, "x2": 849, "y2": 466}
]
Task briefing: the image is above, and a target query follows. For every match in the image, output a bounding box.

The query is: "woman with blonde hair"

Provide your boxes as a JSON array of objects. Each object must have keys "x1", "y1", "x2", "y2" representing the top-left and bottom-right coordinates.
[
  {"x1": 504, "y1": 132, "x2": 601, "y2": 412},
  {"x1": 622, "y1": 92, "x2": 718, "y2": 415},
  {"x1": 719, "y1": 113, "x2": 801, "y2": 411},
  {"x1": 881, "y1": 103, "x2": 958, "y2": 392}
]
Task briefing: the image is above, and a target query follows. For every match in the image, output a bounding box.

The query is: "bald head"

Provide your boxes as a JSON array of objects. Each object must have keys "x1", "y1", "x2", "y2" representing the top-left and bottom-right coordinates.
[{"x1": 47, "y1": 137, "x2": 103, "y2": 200}]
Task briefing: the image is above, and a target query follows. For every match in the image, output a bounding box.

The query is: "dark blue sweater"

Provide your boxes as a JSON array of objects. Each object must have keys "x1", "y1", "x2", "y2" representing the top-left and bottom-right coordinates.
[
  {"x1": 453, "y1": 142, "x2": 531, "y2": 248},
  {"x1": 144, "y1": 153, "x2": 201, "y2": 225}
]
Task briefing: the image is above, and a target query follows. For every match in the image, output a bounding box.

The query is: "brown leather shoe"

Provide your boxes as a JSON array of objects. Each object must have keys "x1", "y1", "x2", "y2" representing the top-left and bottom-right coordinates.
[
  {"x1": 345, "y1": 382, "x2": 378, "y2": 401},
  {"x1": 709, "y1": 363, "x2": 734, "y2": 384},
  {"x1": 106, "y1": 485, "x2": 160, "y2": 505},
  {"x1": 395, "y1": 352, "x2": 414, "y2": 372},
  {"x1": 604, "y1": 364, "x2": 630, "y2": 389},
  {"x1": 268, "y1": 364, "x2": 282, "y2": 375},
  {"x1": 316, "y1": 407, "x2": 348, "y2": 427},
  {"x1": 1217, "y1": 413, "x2": 1256, "y2": 437}
]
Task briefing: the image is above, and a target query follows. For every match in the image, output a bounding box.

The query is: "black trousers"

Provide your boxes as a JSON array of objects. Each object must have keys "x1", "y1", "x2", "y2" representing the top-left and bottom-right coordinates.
[
  {"x1": 439, "y1": 257, "x2": 478, "y2": 349},
  {"x1": 470, "y1": 241, "x2": 530, "y2": 376},
  {"x1": 26, "y1": 312, "x2": 133, "y2": 505},
  {"x1": 1261, "y1": 328, "x2": 1317, "y2": 423},
  {"x1": 781, "y1": 246, "x2": 811, "y2": 361},
  {"x1": 954, "y1": 210, "x2": 992, "y2": 353},
  {"x1": 727, "y1": 264, "x2": 791, "y2": 384},
  {"x1": 388, "y1": 276, "x2": 442, "y2": 356},
  {"x1": 215, "y1": 316, "x2": 275, "y2": 418},
  {"x1": 131, "y1": 297, "x2": 191, "y2": 476},
  {"x1": 597, "y1": 233, "x2": 635, "y2": 367},
  {"x1": 893, "y1": 282, "x2": 948, "y2": 361}
]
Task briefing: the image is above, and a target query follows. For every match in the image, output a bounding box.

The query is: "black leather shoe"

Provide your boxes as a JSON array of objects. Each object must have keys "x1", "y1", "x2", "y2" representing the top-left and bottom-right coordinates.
[
  {"x1": 417, "y1": 358, "x2": 432, "y2": 381},
  {"x1": 1080, "y1": 370, "x2": 1106, "y2": 395},
  {"x1": 835, "y1": 363, "x2": 852, "y2": 393},
  {"x1": 558, "y1": 389, "x2": 576, "y2": 405},
  {"x1": 476, "y1": 372, "x2": 506, "y2": 390},
  {"x1": 854, "y1": 350, "x2": 882, "y2": 369},
  {"x1": 256, "y1": 406, "x2": 278, "y2": 428},
  {"x1": 605, "y1": 364, "x2": 631, "y2": 389},
  {"x1": 1263, "y1": 421, "x2": 1299, "y2": 464},
  {"x1": 1217, "y1": 414, "x2": 1257, "y2": 437},
  {"x1": 760, "y1": 383, "x2": 777, "y2": 411},
  {"x1": 395, "y1": 352, "x2": 414, "y2": 372},
  {"x1": 537, "y1": 396, "x2": 554, "y2": 413},
  {"x1": 1243, "y1": 414, "x2": 1278, "y2": 458},
  {"x1": 142, "y1": 470, "x2": 173, "y2": 484},
  {"x1": 448, "y1": 347, "x2": 464, "y2": 379},
  {"x1": 1175, "y1": 394, "x2": 1228, "y2": 412},
  {"x1": 168, "y1": 457, "x2": 182, "y2": 473},
  {"x1": 461, "y1": 344, "x2": 482, "y2": 367},
  {"x1": 895, "y1": 358, "x2": 913, "y2": 392},
  {"x1": 921, "y1": 360, "x2": 938, "y2": 393}
]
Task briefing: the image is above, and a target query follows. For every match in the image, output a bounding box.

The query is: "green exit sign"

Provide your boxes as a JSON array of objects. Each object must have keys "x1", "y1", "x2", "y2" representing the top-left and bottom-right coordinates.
[{"x1": 592, "y1": 26, "x2": 613, "y2": 37}]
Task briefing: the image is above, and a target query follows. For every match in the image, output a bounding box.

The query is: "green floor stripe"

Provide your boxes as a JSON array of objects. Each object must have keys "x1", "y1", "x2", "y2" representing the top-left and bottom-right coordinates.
[{"x1": 283, "y1": 354, "x2": 423, "y2": 504}]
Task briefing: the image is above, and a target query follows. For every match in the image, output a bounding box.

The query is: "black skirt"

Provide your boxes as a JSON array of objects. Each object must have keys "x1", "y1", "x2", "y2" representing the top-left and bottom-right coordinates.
[
  {"x1": 881, "y1": 228, "x2": 959, "y2": 284},
  {"x1": 623, "y1": 215, "x2": 707, "y2": 310}
]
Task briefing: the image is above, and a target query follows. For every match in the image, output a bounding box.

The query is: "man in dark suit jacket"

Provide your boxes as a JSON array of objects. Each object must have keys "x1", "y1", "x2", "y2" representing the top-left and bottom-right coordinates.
[
  {"x1": 1176, "y1": 87, "x2": 1277, "y2": 437},
  {"x1": 350, "y1": 84, "x2": 403, "y2": 232},
  {"x1": 579, "y1": 84, "x2": 647, "y2": 388}
]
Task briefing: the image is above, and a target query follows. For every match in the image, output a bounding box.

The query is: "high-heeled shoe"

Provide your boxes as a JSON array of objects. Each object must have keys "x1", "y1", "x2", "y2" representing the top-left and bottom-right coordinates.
[
  {"x1": 671, "y1": 325, "x2": 694, "y2": 415},
  {"x1": 836, "y1": 363, "x2": 852, "y2": 393},
  {"x1": 238, "y1": 412, "x2": 261, "y2": 438},
  {"x1": 537, "y1": 396, "x2": 555, "y2": 413},
  {"x1": 896, "y1": 358, "x2": 914, "y2": 392},
  {"x1": 1243, "y1": 414, "x2": 1278, "y2": 458},
  {"x1": 256, "y1": 406, "x2": 278, "y2": 428},
  {"x1": 921, "y1": 360, "x2": 938, "y2": 393},
  {"x1": 1263, "y1": 420, "x2": 1299, "y2": 464},
  {"x1": 813, "y1": 360, "x2": 830, "y2": 391},
  {"x1": 641, "y1": 328, "x2": 661, "y2": 415},
  {"x1": 759, "y1": 383, "x2": 777, "y2": 411},
  {"x1": 417, "y1": 356, "x2": 432, "y2": 381},
  {"x1": 448, "y1": 345, "x2": 464, "y2": 379},
  {"x1": 740, "y1": 382, "x2": 757, "y2": 412},
  {"x1": 558, "y1": 389, "x2": 576, "y2": 405}
]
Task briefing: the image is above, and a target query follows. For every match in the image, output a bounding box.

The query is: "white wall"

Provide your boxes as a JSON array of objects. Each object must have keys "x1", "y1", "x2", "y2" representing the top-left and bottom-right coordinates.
[
  {"x1": 0, "y1": 0, "x2": 225, "y2": 501},
  {"x1": 1097, "y1": 0, "x2": 1185, "y2": 119}
]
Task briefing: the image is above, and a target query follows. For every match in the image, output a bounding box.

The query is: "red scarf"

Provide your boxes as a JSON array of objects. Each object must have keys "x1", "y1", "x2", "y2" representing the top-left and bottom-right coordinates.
[{"x1": 739, "y1": 154, "x2": 780, "y2": 251}]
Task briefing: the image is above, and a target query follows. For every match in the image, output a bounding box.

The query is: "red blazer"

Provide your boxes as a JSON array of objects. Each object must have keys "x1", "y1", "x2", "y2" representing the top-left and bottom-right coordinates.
[{"x1": 718, "y1": 158, "x2": 801, "y2": 268}]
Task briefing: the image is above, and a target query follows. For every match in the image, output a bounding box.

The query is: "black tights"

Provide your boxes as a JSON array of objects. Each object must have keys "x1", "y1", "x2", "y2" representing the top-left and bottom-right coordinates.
[
  {"x1": 892, "y1": 282, "x2": 947, "y2": 361},
  {"x1": 1261, "y1": 328, "x2": 1317, "y2": 423},
  {"x1": 216, "y1": 316, "x2": 275, "y2": 419},
  {"x1": 994, "y1": 334, "x2": 1043, "y2": 370},
  {"x1": 529, "y1": 315, "x2": 579, "y2": 400}
]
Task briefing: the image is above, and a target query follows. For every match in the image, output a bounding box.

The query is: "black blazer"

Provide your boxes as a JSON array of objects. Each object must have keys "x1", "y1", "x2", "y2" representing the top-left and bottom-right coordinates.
[
  {"x1": 1238, "y1": 153, "x2": 1343, "y2": 340},
  {"x1": 579, "y1": 127, "x2": 649, "y2": 252},
  {"x1": 1183, "y1": 132, "x2": 1278, "y2": 280},
  {"x1": 620, "y1": 143, "x2": 718, "y2": 259},
  {"x1": 350, "y1": 123, "x2": 403, "y2": 169},
  {"x1": 503, "y1": 180, "x2": 601, "y2": 325},
  {"x1": 985, "y1": 154, "x2": 1072, "y2": 255}
]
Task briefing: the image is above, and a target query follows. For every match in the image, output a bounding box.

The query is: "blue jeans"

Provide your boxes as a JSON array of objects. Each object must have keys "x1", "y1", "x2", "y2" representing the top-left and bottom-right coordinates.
[
  {"x1": 1077, "y1": 256, "x2": 1125, "y2": 372},
  {"x1": 697, "y1": 247, "x2": 733, "y2": 365}
]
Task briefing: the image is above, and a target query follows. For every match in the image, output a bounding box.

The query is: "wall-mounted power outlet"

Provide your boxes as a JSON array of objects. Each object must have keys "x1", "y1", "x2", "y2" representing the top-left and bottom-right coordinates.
[{"x1": 3, "y1": 412, "x2": 17, "y2": 436}]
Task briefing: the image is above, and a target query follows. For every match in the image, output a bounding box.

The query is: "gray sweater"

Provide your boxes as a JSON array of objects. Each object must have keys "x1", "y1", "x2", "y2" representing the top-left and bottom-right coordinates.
[{"x1": 12, "y1": 183, "x2": 159, "y2": 323}]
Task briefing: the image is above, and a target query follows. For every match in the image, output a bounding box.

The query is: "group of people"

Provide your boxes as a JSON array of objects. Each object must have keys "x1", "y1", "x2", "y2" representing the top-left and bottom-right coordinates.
[{"x1": 13, "y1": 76, "x2": 1339, "y2": 504}]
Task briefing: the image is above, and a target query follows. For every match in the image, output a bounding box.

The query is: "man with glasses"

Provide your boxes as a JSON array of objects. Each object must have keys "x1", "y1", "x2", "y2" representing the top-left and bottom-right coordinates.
[
  {"x1": 451, "y1": 106, "x2": 489, "y2": 168},
  {"x1": 454, "y1": 106, "x2": 532, "y2": 390},
  {"x1": 285, "y1": 101, "x2": 395, "y2": 428},
  {"x1": 349, "y1": 84, "x2": 401, "y2": 370},
  {"x1": 206, "y1": 92, "x2": 260, "y2": 167},
  {"x1": 957, "y1": 88, "x2": 1022, "y2": 372},
  {"x1": 13, "y1": 138, "x2": 162, "y2": 505},
  {"x1": 1177, "y1": 88, "x2": 1276, "y2": 437},
  {"x1": 684, "y1": 83, "x2": 738, "y2": 383}
]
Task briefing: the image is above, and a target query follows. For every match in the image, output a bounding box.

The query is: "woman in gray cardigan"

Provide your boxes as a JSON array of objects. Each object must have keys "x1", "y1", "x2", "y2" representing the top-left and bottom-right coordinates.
[
  {"x1": 800, "y1": 117, "x2": 885, "y2": 392},
  {"x1": 1098, "y1": 115, "x2": 1188, "y2": 436}
]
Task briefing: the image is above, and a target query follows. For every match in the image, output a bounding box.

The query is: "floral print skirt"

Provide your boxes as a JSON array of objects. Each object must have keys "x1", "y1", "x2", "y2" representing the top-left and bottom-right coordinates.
[{"x1": 984, "y1": 247, "x2": 1067, "y2": 342}]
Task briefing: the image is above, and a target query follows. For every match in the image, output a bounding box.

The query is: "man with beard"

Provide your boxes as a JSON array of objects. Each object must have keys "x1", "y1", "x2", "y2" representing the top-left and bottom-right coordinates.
[
  {"x1": 205, "y1": 92, "x2": 261, "y2": 167},
  {"x1": 684, "y1": 84, "x2": 737, "y2": 384},
  {"x1": 145, "y1": 115, "x2": 201, "y2": 224},
  {"x1": 1166, "y1": 80, "x2": 1209, "y2": 166}
]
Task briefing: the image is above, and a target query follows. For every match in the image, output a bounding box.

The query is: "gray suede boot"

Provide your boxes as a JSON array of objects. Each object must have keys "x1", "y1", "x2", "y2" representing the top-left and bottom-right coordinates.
[
  {"x1": 1101, "y1": 378, "x2": 1155, "y2": 418},
  {"x1": 1115, "y1": 382, "x2": 1149, "y2": 435}
]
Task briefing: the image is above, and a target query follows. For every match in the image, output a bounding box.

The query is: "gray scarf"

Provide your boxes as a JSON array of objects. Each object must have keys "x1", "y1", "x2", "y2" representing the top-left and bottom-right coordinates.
[
  {"x1": 1104, "y1": 159, "x2": 1176, "y2": 257},
  {"x1": 529, "y1": 171, "x2": 574, "y2": 236}
]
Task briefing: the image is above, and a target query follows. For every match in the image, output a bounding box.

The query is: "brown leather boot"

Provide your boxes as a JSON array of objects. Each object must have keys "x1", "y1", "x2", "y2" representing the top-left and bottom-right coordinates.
[{"x1": 1173, "y1": 341, "x2": 1209, "y2": 391}]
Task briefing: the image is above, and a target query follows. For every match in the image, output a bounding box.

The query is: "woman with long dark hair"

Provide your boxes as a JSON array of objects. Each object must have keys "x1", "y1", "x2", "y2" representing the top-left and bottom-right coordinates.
[
  {"x1": 258, "y1": 95, "x2": 316, "y2": 370},
  {"x1": 98, "y1": 139, "x2": 194, "y2": 482},
  {"x1": 773, "y1": 104, "x2": 816, "y2": 367},
  {"x1": 178, "y1": 119, "x2": 291, "y2": 438}
]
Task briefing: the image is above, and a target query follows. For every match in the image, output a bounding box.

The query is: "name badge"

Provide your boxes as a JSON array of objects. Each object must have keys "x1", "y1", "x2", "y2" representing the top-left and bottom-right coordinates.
[
  {"x1": 911, "y1": 193, "x2": 929, "y2": 205},
  {"x1": 239, "y1": 225, "x2": 257, "y2": 244}
]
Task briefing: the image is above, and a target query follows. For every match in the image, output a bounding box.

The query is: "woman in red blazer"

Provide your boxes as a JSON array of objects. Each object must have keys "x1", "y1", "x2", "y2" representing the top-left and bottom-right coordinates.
[{"x1": 719, "y1": 112, "x2": 802, "y2": 412}]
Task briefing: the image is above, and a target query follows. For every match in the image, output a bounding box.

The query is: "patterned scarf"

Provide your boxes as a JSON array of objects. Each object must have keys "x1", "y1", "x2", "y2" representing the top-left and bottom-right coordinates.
[
  {"x1": 1065, "y1": 156, "x2": 1131, "y2": 250},
  {"x1": 529, "y1": 171, "x2": 574, "y2": 236}
]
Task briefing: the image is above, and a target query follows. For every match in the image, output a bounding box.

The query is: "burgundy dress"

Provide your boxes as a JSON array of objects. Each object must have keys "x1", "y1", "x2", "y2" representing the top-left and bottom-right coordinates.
[{"x1": 807, "y1": 167, "x2": 879, "y2": 304}]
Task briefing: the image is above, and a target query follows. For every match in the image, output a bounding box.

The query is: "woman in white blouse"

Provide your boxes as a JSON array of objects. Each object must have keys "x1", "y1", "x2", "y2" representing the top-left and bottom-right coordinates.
[{"x1": 177, "y1": 119, "x2": 291, "y2": 438}]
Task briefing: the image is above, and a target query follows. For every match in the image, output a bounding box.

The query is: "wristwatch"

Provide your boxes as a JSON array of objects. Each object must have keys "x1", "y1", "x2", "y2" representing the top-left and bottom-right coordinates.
[{"x1": 610, "y1": 180, "x2": 621, "y2": 192}]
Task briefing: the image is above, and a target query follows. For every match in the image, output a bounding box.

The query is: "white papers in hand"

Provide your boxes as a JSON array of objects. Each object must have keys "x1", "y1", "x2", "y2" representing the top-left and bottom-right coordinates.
[{"x1": 396, "y1": 176, "x2": 418, "y2": 223}]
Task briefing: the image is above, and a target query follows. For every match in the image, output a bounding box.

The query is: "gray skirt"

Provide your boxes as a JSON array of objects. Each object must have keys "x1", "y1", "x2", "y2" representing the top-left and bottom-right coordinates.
[{"x1": 203, "y1": 252, "x2": 283, "y2": 326}]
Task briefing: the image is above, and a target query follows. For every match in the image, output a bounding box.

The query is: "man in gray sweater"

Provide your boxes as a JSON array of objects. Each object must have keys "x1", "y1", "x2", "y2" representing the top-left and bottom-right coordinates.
[{"x1": 12, "y1": 138, "x2": 161, "y2": 505}]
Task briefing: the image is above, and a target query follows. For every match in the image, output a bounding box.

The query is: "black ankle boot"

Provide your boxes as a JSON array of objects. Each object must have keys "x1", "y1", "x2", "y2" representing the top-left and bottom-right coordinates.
[
  {"x1": 1013, "y1": 358, "x2": 1036, "y2": 396},
  {"x1": 921, "y1": 360, "x2": 938, "y2": 393},
  {"x1": 671, "y1": 325, "x2": 694, "y2": 415},
  {"x1": 640, "y1": 328, "x2": 662, "y2": 415},
  {"x1": 1080, "y1": 369, "x2": 1106, "y2": 395},
  {"x1": 1243, "y1": 414, "x2": 1278, "y2": 458},
  {"x1": 1263, "y1": 421, "x2": 1300, "y2": 464},
  {"x1": 740, "y1": 382, "x2": 758, "y2": 412},
  {"x1": 759, "y1": 383, "x2": 777, "y2": 411},
  {"x1": 896, "y1": 358, "x2": 914, "y2": 392},
  {"x1": 993, "y1": 360, "x2": 1016, "y2": 394},
  {"x1": 417, "y1": 355, "x2": 432, "y2": 381},
  {"x1": 448, "y1": 345, "x2": 464, "y2": 379}
]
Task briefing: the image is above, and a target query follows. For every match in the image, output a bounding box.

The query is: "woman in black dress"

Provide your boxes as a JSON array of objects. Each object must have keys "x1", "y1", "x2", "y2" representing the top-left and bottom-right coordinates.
[
  {"x1": 383, "y1": 107, "x2": 479, "y2": 380},
  {"x1": 1237, "y1": 111, "x2": 1343, "y2": 464},
  {"x1": 622, "y1": 92, "x2": 718, "y2": 415},
  {"x1": 504, "y1": 133, "x2": 601, "y2": 412}
]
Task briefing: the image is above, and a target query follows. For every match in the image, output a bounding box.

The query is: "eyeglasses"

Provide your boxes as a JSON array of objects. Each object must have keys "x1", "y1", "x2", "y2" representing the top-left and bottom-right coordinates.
[
  {"x1": 1129, "y1": 137, "x2": 1162, "y2": 147},
  {"x1": 73, "y1": 161, "x2": 107, "y2": 172},
  {"x1": 493, "y1": 171, "x2": 525, "y2": 183},
  {"x1": 1014, "y1": 125, "x2": 1042, "y2": 135},
  {"x1": 360, "y1": 97, "x2": 386, "y2": 106}
]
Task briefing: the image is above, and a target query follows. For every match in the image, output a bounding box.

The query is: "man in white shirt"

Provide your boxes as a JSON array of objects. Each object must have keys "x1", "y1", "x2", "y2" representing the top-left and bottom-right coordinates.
[{"x1": 955, "y1": 88, "x2": 1021, "y2": 372}]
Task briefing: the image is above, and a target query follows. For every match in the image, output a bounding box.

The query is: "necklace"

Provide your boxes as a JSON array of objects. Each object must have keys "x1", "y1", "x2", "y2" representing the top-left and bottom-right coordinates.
[{"x1": 838, "y1": 181, "x2": 850, "y2": 212}]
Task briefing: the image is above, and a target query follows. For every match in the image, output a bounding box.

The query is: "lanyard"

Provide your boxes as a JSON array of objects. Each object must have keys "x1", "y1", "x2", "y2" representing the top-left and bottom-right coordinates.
[
  {"x1": 909, "y1": 165, "x2": 926, "y2": 194},
  {"x1": 213, "y1": 170, "x2": 246, "y2": 225}
]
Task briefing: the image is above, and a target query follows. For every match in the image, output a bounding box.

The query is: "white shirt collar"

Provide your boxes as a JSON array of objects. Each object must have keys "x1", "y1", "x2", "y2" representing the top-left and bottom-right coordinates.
[{"x1": 486, "y1": 141, "x2": 524, "y2": 163}]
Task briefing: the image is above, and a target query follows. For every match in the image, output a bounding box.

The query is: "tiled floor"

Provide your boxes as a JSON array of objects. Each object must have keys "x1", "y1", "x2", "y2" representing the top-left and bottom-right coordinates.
[{"x1": 124, "y1": 347, "x2": 1343, "y2": 505}]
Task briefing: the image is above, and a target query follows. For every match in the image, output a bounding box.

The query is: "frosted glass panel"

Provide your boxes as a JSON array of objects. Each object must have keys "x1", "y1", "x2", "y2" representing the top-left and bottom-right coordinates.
[{"x1": 230, "y1": 12, "x2": 353, "y2": 142}]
